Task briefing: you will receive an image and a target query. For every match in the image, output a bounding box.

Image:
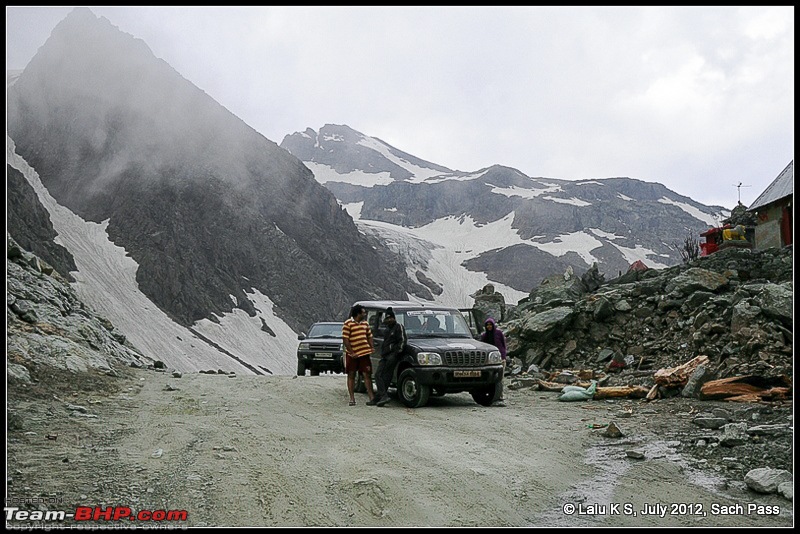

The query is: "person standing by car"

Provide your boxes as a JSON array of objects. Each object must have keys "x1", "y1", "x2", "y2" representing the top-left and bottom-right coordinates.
[
  {"x1": 343, "y1": 305, "x2": 376, "y2": 406},
  {"x1": 481, "y1": 317, "x2": 507, "y2": 407},
  {"x1": 370, "y1": 307, "x2": 407, "y2": 407}
]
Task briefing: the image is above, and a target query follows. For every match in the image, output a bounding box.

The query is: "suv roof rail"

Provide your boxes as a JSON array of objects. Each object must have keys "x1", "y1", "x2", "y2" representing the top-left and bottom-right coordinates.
[{"x1": 353, "y1": 300, "x2": 429, "y2": 308}]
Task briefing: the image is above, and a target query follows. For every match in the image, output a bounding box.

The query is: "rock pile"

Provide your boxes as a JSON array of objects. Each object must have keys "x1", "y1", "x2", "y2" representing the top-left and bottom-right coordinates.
[
  {"x1": 6, "y1": 235, "x2": 151, "y2": 385},
  {"x1": 470, "y1": 283, "x2": 507, "y2": 324},
  {"x1": 502, "y1": 246, "x2": 793, "y2": 386}
]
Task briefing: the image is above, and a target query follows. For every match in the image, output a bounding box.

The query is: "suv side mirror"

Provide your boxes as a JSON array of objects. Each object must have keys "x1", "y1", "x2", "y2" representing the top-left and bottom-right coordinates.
[{"x1": 297, "y1": 333, "x2": 306, "y2": 340}]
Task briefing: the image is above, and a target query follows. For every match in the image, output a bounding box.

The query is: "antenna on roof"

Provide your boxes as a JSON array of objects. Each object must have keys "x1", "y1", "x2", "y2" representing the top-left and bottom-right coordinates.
[{"x1": 732, "y1": 182, "x2": 751, "y2": 203}]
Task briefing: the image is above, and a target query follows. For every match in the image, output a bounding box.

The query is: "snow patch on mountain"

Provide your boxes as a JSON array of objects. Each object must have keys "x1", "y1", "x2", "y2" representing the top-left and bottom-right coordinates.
[
  {"x1": 356, "y1": 218, "x2": 528, "y2": 307},
  {"x1": 531, "y1": 180, "x2": 564, "y2": 193},
  {"x1": 492, "y1": 178, "x2": 566, "y2": 198},
  {"x1": 531, "y1": 228, "x2": 668, "y2": 269},
  {"x1": 658, "y1": 197, "x2": 721, "y2": 227},
  {"x1": 618, "y1": 193, "x2": 634, "y2": 201},
  {"x1": 589, "y1": 228, "x2": 626, "y2": 240},
  {"x1": 194, "y1": 289, "x2": 296, "y2": 375},
  {"x1": 424, "y1": 170, "x2": 489, "y2": 184},
  {"x1": 488, "y1": 183, "x2": 562, "y2": 199},
  {"x1": 609, "y1": 243, "x2": 671, "y2": 268},
  {"x1": 7, "y1": 136, "x2": 295, "y2": 375},
  {"x1": 304, "y1": 161, "x2": 393, "y2": 187},
  {"x1": 542, "y1": 196, "x2": 592, "y2": 207},
  {"x1": 348, "y1": 204, "x2": 529, "y2": 305},
  {"x1": 322, "y1": 132, "x2": 344, "y2": 143},
  {"x1": 342, "y1": 201, "x2": 364, "y2": 219},
  {"x1": 414, "y1": 213, "x2": 527, "y2": 253},
  {"x1": 356, "y1": 136, "x2": 446, "y2": 183},
  {"x1": 531, "y1": 230, "x2": 605, "y2": 266}
]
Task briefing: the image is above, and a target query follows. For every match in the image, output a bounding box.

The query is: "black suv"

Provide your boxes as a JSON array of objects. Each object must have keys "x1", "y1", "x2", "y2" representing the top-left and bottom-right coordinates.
[
  {"x1": 352, "y1": 301, "x2": 503, "y2": 408},
  {"x1": 297, "y1": 322, "x2": 345, "y2": 376}
]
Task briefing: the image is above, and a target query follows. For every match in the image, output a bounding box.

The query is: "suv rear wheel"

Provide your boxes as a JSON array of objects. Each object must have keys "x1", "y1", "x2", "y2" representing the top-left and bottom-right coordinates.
[{"x1": 398, "y1": 369, "x2": 430, "y2": 408}]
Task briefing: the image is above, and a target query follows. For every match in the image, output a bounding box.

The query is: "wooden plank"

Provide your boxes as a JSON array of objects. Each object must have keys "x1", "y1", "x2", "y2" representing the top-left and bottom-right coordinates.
[
  {"x1": 700, "y1": 382, "x2": 762, "y2": 400},
  {"x1": 759, "y1": 387, "x2": 791, "y2": 401},
  {"x1": 593, "y1": 385, "x2": 650, "y2": 399},
  {"x1": 654, "y1": 355, "x2": 709, "y2": 387},
  {"x1": 724, "y1": 393, "x2": 766, "y2": 403},
  {"x1": 537, "y1": 379, "x2": 568, "y2": 392},
  {"x1": 577, "y1": 370, "x2": 594, "y2": 380}
]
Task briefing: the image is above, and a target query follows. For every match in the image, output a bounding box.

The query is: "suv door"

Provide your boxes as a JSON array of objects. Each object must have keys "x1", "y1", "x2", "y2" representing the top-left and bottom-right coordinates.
[
  {"x1": 354, "y1": 308, "x2": 383, "y2": 394},
  {"x1": 459, "y1": 308, "x2": 484, "y2": 339}
]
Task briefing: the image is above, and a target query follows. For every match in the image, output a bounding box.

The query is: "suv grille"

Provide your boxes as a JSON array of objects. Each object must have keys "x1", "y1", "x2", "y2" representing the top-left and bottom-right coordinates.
[
  {"x1": 443, "y1": 350, "x2": 488, "y2": 366},
  {"x1": 309, "y1": 342, "x2": 341, "y2": 351}
]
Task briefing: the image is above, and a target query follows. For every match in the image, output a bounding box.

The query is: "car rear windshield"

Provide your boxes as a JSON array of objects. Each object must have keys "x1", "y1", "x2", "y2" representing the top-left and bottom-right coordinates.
[{"x1": 308, "y1": 323, "x2": 343, "y2": 338}]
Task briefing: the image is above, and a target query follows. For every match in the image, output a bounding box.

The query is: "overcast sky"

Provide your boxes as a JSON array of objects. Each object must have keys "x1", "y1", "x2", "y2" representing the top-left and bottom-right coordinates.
[{"x1": 6, "y1": 6, "x2": 794, "y2": 208}]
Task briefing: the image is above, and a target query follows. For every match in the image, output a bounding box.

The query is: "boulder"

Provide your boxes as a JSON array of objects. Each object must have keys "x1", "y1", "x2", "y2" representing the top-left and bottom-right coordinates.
[
  {"x1": 720, "y1": 422, "x2": 749, "y2": 447},
  {"x1": 744, "y1": 468, "x2": 793, "y2": 494}
]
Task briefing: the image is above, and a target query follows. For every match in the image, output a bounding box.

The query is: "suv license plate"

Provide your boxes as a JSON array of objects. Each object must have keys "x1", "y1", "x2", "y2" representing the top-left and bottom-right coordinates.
[
  {"x1": 315, "y1": 352, "x2": 333, "y2": 358},
  {"x1": 454, "y1": 370, "x2": 481, "y2": 378}
]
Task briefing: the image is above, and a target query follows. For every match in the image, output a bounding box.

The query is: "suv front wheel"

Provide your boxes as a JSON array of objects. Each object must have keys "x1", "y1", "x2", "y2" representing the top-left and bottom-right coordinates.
[
  {"x1": 398, "y1": 369, "x2": 430, "y2": 408},
  {"x1": 470, "y1": 383, "x2": 501, "y2": 406}
]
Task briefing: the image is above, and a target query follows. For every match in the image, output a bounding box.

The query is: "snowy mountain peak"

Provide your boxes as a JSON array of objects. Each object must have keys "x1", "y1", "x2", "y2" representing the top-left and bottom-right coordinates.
[
  {"x1": 282, "y1": 124, "x2": 731, "y2": 303},
  {"x1": 282, "y1": 124, "x2": 453, "y2": 186}
]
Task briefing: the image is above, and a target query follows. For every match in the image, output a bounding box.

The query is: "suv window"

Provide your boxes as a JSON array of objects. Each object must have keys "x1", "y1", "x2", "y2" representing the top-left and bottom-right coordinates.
[
  {"x1": 366, "y1": 310, "x2": 382, "y2": 336},
  {"x1": 398, "y1": 309, "x2": 471, "y2": 338},
  {"x1": 365, "y1": 308, "x2": 470, "y2": 338}
]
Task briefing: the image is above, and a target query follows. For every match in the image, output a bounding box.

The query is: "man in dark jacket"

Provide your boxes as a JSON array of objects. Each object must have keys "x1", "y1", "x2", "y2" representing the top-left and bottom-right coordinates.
[
  {"x1": 369, "y1": 307, "x2": 407, "y2": 407},
  {"x1": 480, "y1": 317, "x2": 507, "y2": 407}
]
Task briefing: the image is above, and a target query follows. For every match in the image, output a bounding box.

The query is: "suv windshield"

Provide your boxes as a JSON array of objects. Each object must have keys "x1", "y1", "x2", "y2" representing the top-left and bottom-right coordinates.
[
  {"x1": 397, "y1": 309, "x2": 471, "y2": 338},
  {"x1": 308, "y1": 323, "x2": 343, "y2": 338}
]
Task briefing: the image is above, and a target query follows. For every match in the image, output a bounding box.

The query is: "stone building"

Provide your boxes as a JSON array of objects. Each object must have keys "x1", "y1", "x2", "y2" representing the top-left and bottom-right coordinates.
[{"x1": 747, "y1": 161, "x2": 793, "y2": 250}]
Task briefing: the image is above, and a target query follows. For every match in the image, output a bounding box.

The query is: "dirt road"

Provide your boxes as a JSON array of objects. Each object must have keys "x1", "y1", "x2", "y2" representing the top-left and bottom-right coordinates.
[{"x1": 6, "y1": 368, "x2": 793, "y2": 527}]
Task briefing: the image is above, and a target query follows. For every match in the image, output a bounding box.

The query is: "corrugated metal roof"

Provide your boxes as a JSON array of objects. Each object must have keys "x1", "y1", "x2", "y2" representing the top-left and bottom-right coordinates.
[{"x1": 748, "y1": 161, "x2": 793, "y2": 211}]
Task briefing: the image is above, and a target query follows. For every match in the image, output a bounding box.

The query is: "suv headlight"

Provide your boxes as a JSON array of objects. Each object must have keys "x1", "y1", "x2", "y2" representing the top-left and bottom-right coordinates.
[
  {"x1": 417, "y1": 352, "x2": 442, "y2": 366},
  {"x1": 338, "y1": 343, "x2": 345, "y2": 352},
  {"x1": 298, "y1": 342, "x2": 310, "y2": 351},
  {"x1": 487, "y1": 350, "x2": 502, "y2": 364}
]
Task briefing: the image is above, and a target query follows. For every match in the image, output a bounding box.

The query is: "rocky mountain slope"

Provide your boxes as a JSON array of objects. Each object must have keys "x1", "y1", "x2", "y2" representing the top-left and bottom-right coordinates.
[
  {"x1": 7, "y1": 235, "x2": 149, "y2": 384},
  {"x1": 281, "y1": 124, "x2": 729, "y2": 297},
  {"x1": 6, "y1": 8, "x2": 427, "y2": 373}
]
